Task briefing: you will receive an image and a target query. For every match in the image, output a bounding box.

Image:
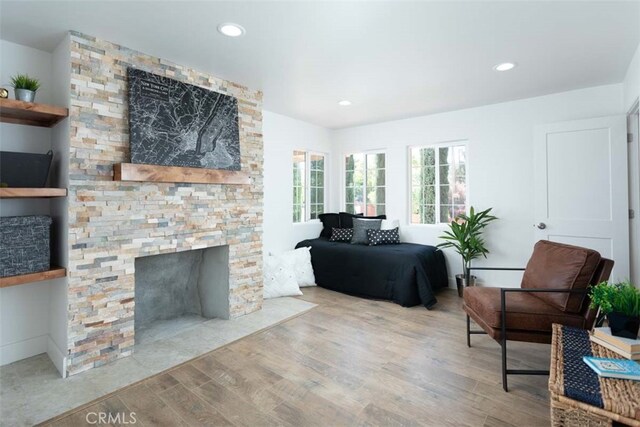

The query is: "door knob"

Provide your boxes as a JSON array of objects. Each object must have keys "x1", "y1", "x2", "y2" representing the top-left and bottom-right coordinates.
[{"x1": 535, "y1": 222, "x2": 547, "y2": 230}]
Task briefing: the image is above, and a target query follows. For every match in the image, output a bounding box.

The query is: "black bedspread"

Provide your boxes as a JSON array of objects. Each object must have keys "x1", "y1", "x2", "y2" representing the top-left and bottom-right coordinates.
[{"x1": 295, "y1": 238, "x2": 448, "y2": 309}]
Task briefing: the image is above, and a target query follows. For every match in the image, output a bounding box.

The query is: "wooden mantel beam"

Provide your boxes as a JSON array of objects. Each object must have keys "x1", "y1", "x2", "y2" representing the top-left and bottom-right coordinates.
[{"x1": 113, "y1": 163, "x2": 251, "y2": 185}]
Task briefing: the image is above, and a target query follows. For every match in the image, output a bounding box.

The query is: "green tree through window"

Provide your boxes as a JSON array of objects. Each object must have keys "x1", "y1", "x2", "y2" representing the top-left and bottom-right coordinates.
[{"x1": 411, "y1": 144, "x2": 466, "y2": 224}]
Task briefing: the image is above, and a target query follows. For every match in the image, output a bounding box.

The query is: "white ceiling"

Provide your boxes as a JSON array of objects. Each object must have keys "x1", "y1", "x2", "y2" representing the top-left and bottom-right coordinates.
[{"x1": 1, "y1": 1, "x2": 638, "y2": 129}]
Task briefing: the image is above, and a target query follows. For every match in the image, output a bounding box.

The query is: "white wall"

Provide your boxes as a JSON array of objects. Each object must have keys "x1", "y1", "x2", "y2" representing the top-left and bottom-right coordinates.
[
  {"x1": 331, "y1": 84, "x2": 624, "y2": 288},
  {"x1": 624, "y1": 43, "x2": 639, "y2": 112},
  {"x1": 624, "y1": 42, "x2": 640, "y2": 288},
  {"x1": 0, "y1": 40, "x2": 68, "y2": 373},
  {"x1": 263, "y1": 111, "x2": 333, "y2": 257},
  {"x1": 629, "y1": 109, "x2": 639, "y2": 289},
  {"x1": 0, "y1": 40, "x2": 53, "y2": 104},
  {"x1": 48, "y1": 35, "x2": 71, "y2": 376}
]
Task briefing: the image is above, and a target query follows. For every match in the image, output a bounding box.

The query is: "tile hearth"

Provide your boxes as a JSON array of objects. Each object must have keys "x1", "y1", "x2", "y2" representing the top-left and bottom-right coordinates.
[{"x1": 0, "y1": 297, "x2": 315, "y2": 426}]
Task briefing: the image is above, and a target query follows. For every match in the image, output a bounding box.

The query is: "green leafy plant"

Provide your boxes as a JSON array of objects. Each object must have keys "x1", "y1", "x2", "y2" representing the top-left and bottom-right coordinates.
[
  {"x1": 589, "y1": 281, "x2": 640, "y2": 317},
  {"x1": 437, "y1": 206, "x2": 498, "y2": 282},
  {"x1": 10, "y1": 74, "x2": 41, "y2": 91}
]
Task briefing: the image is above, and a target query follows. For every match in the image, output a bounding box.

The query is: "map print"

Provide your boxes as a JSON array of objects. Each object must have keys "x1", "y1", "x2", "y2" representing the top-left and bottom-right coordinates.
[{"x1": 128, "y1": 68, "x2": 241, "y2": 170}]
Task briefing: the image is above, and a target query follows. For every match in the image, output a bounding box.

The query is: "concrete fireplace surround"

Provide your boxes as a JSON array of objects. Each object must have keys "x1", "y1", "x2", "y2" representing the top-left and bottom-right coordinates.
[
  {"x1": 134, "y1": 246, "x2": 230, "y2": 344},
  {"x1": 65, "y1": 32, "x2": 264, "y2": 376}
]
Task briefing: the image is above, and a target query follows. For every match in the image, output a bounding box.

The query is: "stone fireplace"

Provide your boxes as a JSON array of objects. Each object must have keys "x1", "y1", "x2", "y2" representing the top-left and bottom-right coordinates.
[
  {"x1": 66, "y1": 32, "x2": 263, "y2": 376},
  {"x1": 134, "y1": 246, "x2": 230, "y2": 344}
]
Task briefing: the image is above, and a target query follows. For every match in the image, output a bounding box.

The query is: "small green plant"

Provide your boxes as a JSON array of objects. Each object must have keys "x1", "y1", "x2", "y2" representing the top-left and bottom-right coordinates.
[
  {"x1": 10, "y1": 74, "x2": 41, "y2": 91},
  {"x1": 589, "y1": 281, "x2": 640, "y2": 317},
  {"x1": 437, "y1": 206, "x2": 498, "y2": 282}
]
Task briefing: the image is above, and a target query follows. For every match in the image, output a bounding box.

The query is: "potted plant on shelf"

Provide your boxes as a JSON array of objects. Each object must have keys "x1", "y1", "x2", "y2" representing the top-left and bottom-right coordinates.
[
  {"x1": 589, "y1": 281, "x2": 640, "y2": 339},
  {"x1": 10, "y1": 74, "x2": 41, "y2": 103},
  {"x1": 437, "y1": 206, "x2": 498, "y2": 297}
]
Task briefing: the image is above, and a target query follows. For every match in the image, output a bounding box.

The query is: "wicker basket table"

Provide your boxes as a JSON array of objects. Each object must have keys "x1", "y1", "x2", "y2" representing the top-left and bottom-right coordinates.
[{"x1": 549, "y1": 324, "x2": 640, "y2": 427}]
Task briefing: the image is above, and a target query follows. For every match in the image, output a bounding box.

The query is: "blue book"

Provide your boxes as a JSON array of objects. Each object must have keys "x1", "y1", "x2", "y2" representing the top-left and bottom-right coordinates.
[{"x1": 582, "y1": 356, "x2": 640, "y2": 380}]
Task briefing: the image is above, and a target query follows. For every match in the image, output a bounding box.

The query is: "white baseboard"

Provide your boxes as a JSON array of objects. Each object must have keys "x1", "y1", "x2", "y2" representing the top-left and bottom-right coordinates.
[
  {"x1": 0, "y1": 334, "x2": 47, "y2": 366},
  {"x1": 47, "y1": 336, "x2": 67, "y2": 378}
]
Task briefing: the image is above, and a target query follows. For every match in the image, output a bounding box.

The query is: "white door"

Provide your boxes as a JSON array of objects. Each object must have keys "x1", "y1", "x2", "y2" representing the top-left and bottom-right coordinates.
[{"x1": 534, "y1": 116, "x2": 629, "y2": 281}]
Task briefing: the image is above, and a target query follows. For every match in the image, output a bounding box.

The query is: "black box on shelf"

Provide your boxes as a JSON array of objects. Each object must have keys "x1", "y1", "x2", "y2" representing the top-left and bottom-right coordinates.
[
  {"x1": 0, "y1": 150, "x2": 53, "y2": 188},
  {"x1": 0, "y1": 215, "x2": 52, "y2": 277}
]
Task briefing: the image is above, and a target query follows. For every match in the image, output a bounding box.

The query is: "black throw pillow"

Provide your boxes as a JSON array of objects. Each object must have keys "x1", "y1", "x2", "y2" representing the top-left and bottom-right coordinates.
[
  {"x1": 367, "y1": 227, "x2": 401, "y2": 246},
  {"x1": 318, "y1": 213, "x2": 340, "y2": 239},
  {"x1": 339, "y1": 212, "x2": 386, "y2": 229},
  {"x1": 338, "y1": 212, "x2": 363, "y2": 229},
  {"x1": 329, "y1": 228, "x2": 353, "y2": 242}
]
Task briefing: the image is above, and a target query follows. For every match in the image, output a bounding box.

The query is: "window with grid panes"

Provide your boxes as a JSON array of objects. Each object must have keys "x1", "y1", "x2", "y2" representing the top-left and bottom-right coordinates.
[
  {"x1": 309, "y1": 154, "x2": 325, "y2": 220},
  {"x1": 410, "y1": 144, "x2": 467, "y2": 224},
  {"x1": 293, "y1": 150, "x2": 326, "y2": 222},
  {"x1": 344, "y1": 152, "x2": 386, "y2": 216}
]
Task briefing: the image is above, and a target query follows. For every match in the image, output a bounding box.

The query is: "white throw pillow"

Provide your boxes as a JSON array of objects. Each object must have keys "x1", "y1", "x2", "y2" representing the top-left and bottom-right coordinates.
[
  {"x1": 263, "y1": 255, "x2": 302, "y2": 299},
  {"x1": 281, "y1": 246, "x2": 316, "y2": 287},
  {"x1": 381, "y1": 219, "x2": 400, "y2": 230}
]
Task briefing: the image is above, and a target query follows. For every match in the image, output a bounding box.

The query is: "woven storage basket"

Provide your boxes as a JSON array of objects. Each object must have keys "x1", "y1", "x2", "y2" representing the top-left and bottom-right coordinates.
[
  {"x1": 0, "y1": 215, "x2": 52, "y2": 277},
  {"x1": 549, "y1": 324, "x2": 640, "y2": 427},
  {"x1": 551, "y1": 395, "x2": 612, "y2": 427}
]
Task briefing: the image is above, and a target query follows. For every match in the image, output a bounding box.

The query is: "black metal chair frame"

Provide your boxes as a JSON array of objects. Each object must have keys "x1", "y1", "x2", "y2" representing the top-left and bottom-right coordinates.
[{"x1": 465, "y1": 266, "x2": 589, "y2": 392}]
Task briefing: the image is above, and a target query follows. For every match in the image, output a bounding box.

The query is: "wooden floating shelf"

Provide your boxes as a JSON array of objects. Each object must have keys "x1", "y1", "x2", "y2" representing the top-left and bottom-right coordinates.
[
  {"x1": 0, "y1": 267, "x2": 66, "y2": 288},
  {"x1": 0, "y1": 187, "x2": 67, "y2": 198},
  {"x1": 0, "y1": 98, "x2": 68, "y2": 127},
  {"x1": 113, "y1": 163, "x2": 251, "y2": 185}
]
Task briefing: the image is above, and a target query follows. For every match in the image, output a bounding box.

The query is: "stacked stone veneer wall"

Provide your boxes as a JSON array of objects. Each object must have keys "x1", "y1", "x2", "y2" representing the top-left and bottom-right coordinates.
[{"x1": 66, "y1": 32, "x2": 263, "y2": 376}]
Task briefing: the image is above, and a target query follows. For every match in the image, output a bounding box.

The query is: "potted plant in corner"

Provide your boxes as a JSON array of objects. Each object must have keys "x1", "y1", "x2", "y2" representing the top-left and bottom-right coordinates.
[
  {"x1": 10, "y1": 73, "x2": 41, "y2": 103},
  {"x1": 437, "y1": 206, "x2": 498, "y2": 297},
  {"x1": 589, "y1": 281, "x2": 640, "y2": 339}
]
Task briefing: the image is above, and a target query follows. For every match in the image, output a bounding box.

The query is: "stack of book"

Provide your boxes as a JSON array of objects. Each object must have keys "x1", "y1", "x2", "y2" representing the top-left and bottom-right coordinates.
[
  {"x1": 590, "y1": 327, "x2": 640, "y2": 360},
  {"x1": 582, "y1": 356, "x2": 640, "y2": 380}
]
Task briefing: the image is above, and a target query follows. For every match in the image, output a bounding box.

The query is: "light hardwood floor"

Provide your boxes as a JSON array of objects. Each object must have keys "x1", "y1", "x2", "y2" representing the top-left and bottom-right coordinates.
[{"x1": 42, "y1": 287, "x2": 551, "y2": 427}]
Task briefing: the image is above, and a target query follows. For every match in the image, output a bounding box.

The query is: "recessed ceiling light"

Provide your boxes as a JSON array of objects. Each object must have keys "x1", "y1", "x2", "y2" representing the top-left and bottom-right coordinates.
[
  {"x1": 493, "y1": 62, "x2": 517, "y2": 71},
  {"x1": 338, "y1": 100, "x2": 352, "y2": 106},
  {"x1": 217, "y1": 23, "x2": 245, "y2": 37}
]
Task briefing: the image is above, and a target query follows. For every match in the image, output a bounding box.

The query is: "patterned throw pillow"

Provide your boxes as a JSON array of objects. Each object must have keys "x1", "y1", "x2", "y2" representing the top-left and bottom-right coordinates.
[
  {"x1": 367, "y1": 227, "x2": 400, "y2": 246},
  {"x1": 351, "y1": 218, "x2": 383, "y2": 245},
  {"x1": 280, "y1": 246, "x2": 315, "y2": 287},
  {"x1": 330, "y1": 228, "x2": 353, "y2": 242},
  {"x1": 263, "y1": 255, "x2": 303, "y2": 299}
]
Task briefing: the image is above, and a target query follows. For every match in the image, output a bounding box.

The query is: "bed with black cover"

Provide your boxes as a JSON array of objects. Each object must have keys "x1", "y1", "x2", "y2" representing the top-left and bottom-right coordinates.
[{"x1": 296, "y1": 214, "x2": 448, "y2": 308}]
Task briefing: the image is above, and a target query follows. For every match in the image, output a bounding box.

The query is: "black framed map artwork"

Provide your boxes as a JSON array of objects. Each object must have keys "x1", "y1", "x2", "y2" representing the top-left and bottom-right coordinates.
[{"x1": 127, "y1": 68, "x2": 241, "y2": 170}]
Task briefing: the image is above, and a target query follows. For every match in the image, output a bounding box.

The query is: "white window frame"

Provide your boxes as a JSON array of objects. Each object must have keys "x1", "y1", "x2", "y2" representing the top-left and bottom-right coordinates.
[
  {"x1": 407, "y1": 140, "x2": 469, "y2": 226},
  {"x1": 342, "y1": 149, "x2": 387, "y2": 215},
  {"x1": 293, "y1": 150, "x2": 327, "y2": 223}
]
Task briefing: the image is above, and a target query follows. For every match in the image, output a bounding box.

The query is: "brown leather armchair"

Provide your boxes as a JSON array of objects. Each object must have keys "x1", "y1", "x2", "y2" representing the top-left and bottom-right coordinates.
[{"x1": 463, "y1": 240, "x2": 614, "y2": 391}]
